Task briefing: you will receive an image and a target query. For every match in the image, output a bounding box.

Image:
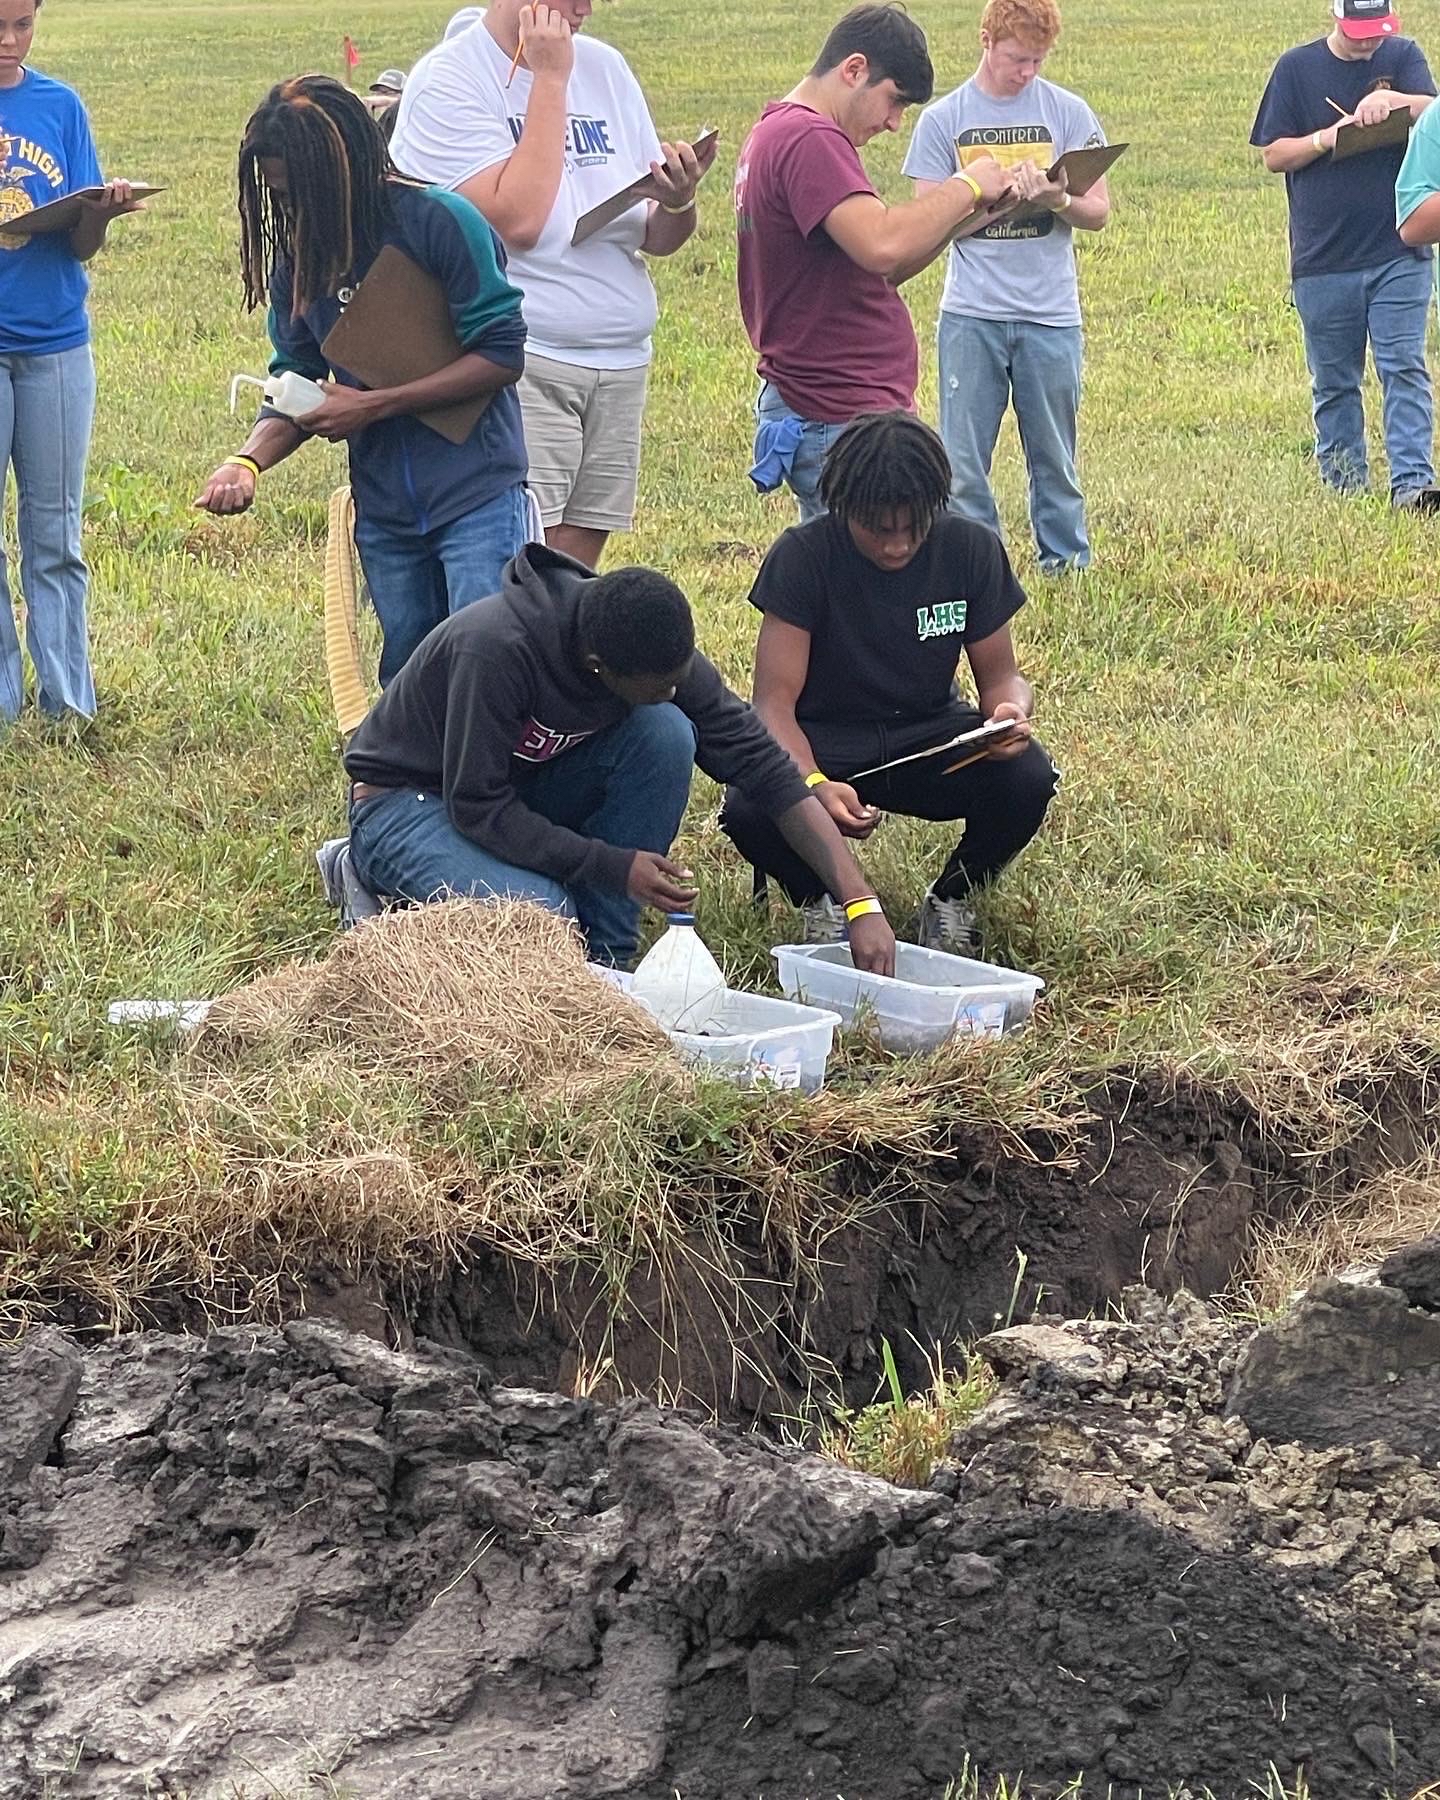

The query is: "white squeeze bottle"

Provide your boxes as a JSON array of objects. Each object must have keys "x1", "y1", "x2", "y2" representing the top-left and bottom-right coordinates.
[
  {"x1": 228, "y1": 371, "x2": 327, "y2": 422},
  {"x1": 630, "y1": 913, "x2": 726, "y2": 1032}
]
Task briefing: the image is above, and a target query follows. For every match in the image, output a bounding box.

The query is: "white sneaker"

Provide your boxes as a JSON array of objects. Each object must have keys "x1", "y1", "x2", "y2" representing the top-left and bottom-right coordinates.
[
  {"x1": 917, "y1": 888, "x2": 981, "y2": 958},
  {"x1": 316, "y1": 839, "x2": 384, "y2": 930},
  {"x1": 800, "y1": 895, "x2": 846, "y2": 944}
]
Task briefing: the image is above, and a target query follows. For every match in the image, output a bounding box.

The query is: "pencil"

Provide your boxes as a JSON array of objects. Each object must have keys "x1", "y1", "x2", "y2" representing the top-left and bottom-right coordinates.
[
  {"x1": 1326, "y1": 96, "x2": 1348, "y2": 117},
  {"x1": 505, "y1": 37, "x2": 525, "y2": 86}
]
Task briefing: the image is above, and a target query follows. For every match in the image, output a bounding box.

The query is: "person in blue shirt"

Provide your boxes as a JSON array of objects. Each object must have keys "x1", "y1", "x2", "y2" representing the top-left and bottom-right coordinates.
[
  {"x1": 0, "y1": 0, "x2": 141, "y2": 722},
  {"x1": 1251, "y1": 0, "x2": 1438, "y2": 511},
  {"x1": 195, "y1": 75, "x2": 531, "y2": 685}
]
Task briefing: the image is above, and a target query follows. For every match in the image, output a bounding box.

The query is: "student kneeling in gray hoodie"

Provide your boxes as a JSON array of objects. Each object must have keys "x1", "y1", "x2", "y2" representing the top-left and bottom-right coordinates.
[{"x1": 342, "y1": 545, "x2": 898, "y2": 971}]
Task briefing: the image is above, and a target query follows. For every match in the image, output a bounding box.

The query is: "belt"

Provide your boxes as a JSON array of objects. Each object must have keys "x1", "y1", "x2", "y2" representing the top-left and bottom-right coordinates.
[{"x1": 350, "y1": 781, "x2": 396, "y2": 805}]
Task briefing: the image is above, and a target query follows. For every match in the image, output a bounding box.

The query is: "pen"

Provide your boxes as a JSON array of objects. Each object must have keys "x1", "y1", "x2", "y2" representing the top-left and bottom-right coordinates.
[{"x1": 505, "y1": 36, "x2": 524, "y2": 87}]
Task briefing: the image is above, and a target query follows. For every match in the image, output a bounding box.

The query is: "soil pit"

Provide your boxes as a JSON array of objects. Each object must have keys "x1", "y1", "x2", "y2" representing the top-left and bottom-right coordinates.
[{"x1": 6, "y1": 1248, "x2": 1440, "y2": 1799}]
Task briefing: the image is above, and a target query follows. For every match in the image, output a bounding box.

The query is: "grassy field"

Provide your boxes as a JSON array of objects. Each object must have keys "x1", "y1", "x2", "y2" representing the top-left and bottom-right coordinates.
[{"x1": 3, "y1": 0, "x2": 1440, "y2": 1268}]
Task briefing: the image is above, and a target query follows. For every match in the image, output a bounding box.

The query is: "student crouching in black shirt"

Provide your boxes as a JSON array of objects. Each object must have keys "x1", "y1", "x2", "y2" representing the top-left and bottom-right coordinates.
[{"x1": 721, "y1": 412, "x2": 1057, "y2": 956}]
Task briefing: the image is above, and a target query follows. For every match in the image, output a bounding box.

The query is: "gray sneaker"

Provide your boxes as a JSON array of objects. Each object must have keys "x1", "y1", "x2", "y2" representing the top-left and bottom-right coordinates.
[
  {"x1": 917, "y1": 887, "x2": 982, "y2": 959},
  {"x1": 316, "y1": 838, "x2": 384, "y2": 930},
  {"x1": 800, "y1": 895, "x2": 847, "y2": 944}
]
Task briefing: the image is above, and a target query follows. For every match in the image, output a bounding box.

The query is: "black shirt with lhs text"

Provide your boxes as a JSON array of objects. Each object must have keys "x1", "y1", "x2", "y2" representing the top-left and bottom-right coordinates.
[{"x1": 748, "y1": 513, "x2": 1026, "y2": 725}]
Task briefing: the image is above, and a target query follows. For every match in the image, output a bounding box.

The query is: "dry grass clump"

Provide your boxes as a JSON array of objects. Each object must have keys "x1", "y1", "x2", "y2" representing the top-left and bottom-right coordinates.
[
  {"x1": 195, "y1": 898, "x2": 675, "y2": 1107},
  {"x1": 1242, "y1": 1153, "x2": 1440, "y2": 1319}
]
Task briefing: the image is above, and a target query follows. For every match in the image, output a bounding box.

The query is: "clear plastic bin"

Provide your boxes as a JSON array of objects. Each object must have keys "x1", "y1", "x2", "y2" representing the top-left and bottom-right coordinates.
[
  {"x1": 594, "y1": 969, "x2": 841, "y2": 1093},
  {"x1": 771, "y1": 941, "x2": 1044, "y2": 1053}
]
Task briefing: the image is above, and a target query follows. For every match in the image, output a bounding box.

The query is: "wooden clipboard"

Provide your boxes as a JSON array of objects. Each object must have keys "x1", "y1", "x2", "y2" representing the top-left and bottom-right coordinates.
[
  {"x1": 1003, "y1": 142, "x2": 1127, "y2": 221},
  {"x1": 571, "y1": 127, "x2": 718, "y2": 246},
  {"x1": 320, "y1": 244, "x2": 489, "y2": 446},
  {"x1": 1332, "y1": 109, "x2": 1413, "y2": 161},
  {"x1": 1, "y1": 183, "x2": 164, "y2": 236}
]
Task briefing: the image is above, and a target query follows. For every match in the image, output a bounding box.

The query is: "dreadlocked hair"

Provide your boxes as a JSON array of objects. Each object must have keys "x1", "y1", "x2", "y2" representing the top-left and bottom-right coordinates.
[
  {"x1": 238, "y1": 75, "x2": 393, "y2": 314},
  {"x1": 818, "y1": 411, "x2": 952, "y2": 534}
]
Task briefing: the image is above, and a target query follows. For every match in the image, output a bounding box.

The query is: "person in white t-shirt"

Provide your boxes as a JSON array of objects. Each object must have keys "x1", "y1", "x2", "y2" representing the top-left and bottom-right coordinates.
[{"x1": 392, "y1": 2, "x2": 718, "y2": 568}]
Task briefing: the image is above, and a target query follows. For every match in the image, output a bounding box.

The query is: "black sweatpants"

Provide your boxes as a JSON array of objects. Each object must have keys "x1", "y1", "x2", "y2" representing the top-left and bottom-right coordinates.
[{"x1": 720, "y1": 702, "x2": 1058, "y2": 905}]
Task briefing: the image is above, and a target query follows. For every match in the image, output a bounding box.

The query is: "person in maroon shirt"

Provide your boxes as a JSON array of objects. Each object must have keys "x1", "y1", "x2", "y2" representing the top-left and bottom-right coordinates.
[{"x1": 736, "y1": 3, "x2": 1012, "y2": 520}]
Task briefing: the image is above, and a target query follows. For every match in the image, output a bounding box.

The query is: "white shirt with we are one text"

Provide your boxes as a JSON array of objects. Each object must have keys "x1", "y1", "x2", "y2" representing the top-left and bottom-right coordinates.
[{"x1": 391, "y1": 10, "x2": 663, "y2": 369}]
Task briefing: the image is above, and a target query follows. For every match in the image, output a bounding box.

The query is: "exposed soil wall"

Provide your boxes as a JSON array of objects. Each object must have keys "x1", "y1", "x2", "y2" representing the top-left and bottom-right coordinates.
[{"x1": 405, "y1": 1071, "x2": 1423, "y2": 1420}]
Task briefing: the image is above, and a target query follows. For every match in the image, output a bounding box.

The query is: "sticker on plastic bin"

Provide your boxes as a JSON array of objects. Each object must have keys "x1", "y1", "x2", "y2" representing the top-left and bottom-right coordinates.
[
  {"x1": 958, "y1": 1002, "x2": 1008, "y2": 1039},
  {"x1": 754, "y1": 1055, "x2": 803, "y2": 1090}
]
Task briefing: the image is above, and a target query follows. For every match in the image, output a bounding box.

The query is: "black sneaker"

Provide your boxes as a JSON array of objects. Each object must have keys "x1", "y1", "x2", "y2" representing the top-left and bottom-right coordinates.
[{"x1": 1392, "y1": 486, "x2": 1440, "y2": 514}]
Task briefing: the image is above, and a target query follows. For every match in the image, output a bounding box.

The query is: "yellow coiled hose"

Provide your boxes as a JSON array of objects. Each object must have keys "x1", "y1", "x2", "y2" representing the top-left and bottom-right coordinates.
[{"x1": 323, "y1": 484, "x2": 372, "y2": 737}]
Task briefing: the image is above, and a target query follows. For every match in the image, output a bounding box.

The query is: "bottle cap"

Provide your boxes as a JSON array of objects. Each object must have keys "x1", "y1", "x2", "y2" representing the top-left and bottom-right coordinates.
[{"x1": 666, "y1": 912, "x2": 696, "y2": 925}]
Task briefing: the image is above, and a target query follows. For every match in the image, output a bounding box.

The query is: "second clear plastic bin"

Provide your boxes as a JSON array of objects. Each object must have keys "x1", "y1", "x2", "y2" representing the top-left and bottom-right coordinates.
[{"x1": 772, "y1": 941, "x2": 1044, "y2": 1054}]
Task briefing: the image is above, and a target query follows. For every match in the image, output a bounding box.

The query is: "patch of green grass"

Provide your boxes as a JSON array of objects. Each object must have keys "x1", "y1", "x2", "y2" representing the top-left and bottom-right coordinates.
[
  {"x1": 4, "y1": 0, "x2": 1440, "y2": 1287},
  {"x1": 821, "y1": 1336, "x2": 997, "y2": 1487}
]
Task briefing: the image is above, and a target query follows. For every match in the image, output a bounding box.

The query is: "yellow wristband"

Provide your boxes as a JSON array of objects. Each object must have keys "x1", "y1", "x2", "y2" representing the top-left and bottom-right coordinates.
[
  {"x1": 958, "y1": 171, "x2": 984, "y2": 204},
  {"x1": 1312, "y1": 131, "x2": 1326, "y2": 156},
  {"x1": 225, "y1": 455, "x2": 262, "y2": 480},
  {"x1": 844, "y1": 896, "x2": 884, "y2": 923},
  {"x1": 659, "y1": 197, "x2": 696, "y2": 215},
  {"x1": 804, "y1": 770, "x2": 828, "y2": 788},
  {"x1": 1056, "y1": 192, "x2": 1072, "y2": 213}
]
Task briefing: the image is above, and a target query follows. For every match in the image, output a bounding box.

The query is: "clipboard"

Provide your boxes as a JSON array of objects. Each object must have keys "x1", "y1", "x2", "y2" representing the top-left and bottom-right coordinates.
[
  {"x1": 1, "y1": 183, "x2": 164, "y2": 236},
  {"x1": 320, "y1": 244, "x2": 489, "y2": 446},
  {"x1": 571, "y1": 127, "x2": 718, "y2": 246},
  {"x1": 1003, "y1": 142, "x2": 1127, "y2": 221},
  {"x1": 847, "y1": 718, "x2": 1021, "y2": 784},
  {"x1": 1332, "y1": 109, "x2": 1413, "y2": 160}
]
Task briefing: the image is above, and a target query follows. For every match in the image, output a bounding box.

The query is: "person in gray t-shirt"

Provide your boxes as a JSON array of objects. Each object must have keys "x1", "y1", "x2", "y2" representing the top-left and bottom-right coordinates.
[{"x1": 903, "y1": 0, "x2": 1110, "y2": 572}]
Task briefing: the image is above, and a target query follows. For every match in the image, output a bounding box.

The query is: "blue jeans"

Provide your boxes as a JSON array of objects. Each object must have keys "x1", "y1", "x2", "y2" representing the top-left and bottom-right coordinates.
[
  {"x1": 753, "y1": 383, "x2": 851, "y2": 522},
  {"x1": 1291, "y1": 255, "x2": 1435, "y2": 497},
  {"x1": 938, "y1": 314, "x2": 1088, "y2": 572},
  {"x1": 0, "y1": 344, "x2": 97, "y2": 720},
  {"x1": 354, "y1": 480, "x2": 529, "y2": 686},
  {"x1": 347, "y1": 701, "x2": 697, "y2": 965}
]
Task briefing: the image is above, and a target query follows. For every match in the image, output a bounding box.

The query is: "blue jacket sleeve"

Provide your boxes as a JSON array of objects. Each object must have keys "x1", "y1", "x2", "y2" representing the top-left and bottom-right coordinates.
[
  {"x1": 264, "y1": 257, "x2": 329, "y2": 382},
  {"x1": 408, "y1": 186, "x2": 526, "y2": 371}
]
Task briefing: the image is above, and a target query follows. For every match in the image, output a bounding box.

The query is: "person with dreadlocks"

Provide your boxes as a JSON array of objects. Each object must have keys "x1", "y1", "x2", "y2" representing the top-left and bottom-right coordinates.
[
  {"x1": 721, "y1": 412, "x2": 1056, "y2": 957},
  {"x1": 195, "y1": 75, "x2": 529, "y2": 684}
]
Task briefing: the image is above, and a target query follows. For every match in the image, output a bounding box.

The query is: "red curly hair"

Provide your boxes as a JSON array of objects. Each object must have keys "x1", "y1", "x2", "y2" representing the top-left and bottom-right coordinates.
[{"x1": 981, "y1": 0, "x2": 1061, "y2": 48}]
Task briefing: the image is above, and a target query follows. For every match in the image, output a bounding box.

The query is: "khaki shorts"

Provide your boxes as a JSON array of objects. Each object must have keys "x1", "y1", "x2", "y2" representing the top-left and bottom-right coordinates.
[{"x1": 518, "y1": 353, "x2": 650, "y2": 533}]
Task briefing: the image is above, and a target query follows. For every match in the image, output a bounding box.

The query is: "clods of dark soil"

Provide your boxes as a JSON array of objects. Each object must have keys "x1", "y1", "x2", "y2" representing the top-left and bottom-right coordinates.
[{"x1": 6, "y1": 1242, "x2": 1440, "y2": 1798}]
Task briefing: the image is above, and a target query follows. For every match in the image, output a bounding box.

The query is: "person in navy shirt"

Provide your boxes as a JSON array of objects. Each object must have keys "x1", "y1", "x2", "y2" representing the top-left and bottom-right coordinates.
[
  {"x1": 0, "y1": 0, "x2": 142, "y2": 722},
  {"x1": 1251, "y1": 0, "x2": 1438, "y2": 509},
  {"x1": 195, "y1": 75, "x2": 530, "y2": 685}
]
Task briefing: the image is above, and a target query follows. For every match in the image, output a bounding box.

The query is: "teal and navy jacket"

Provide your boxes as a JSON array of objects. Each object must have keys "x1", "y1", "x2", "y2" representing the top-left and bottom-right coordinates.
[{"x1": 264, "y1": 179, "x2": 527, "y2": 535}]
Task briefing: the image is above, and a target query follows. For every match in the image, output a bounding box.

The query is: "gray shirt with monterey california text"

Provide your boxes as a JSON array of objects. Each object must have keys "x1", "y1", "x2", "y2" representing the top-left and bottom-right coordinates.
[{"x1": 903, "y1": 76, "x2": 1106, "y2": 328}]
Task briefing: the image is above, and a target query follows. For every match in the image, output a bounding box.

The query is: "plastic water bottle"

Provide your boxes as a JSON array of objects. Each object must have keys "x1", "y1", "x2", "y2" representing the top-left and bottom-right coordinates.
[
  {"x1": 630, "y1": 913, "x2": 726, "y2": 1033},
  {"x1": 229, "y1": 370, "x2": 327, "y2": 422}
]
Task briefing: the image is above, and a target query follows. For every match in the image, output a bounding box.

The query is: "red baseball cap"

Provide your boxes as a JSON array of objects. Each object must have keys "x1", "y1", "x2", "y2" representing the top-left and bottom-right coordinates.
[{"x1": 1335, "y1": 0, "x2": 1402, "y2": 39}]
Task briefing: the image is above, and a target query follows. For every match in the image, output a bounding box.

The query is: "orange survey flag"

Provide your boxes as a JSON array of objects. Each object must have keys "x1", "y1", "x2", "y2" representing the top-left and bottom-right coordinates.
[{"x1": 343, "y1": 35, "x2": 360, "y2": 80}]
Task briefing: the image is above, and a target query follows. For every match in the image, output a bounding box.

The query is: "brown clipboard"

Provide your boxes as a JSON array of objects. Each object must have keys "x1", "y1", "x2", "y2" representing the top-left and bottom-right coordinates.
[
  {"x1": 320, "y1": 244, "x2": 489, "y2": 446},
  {"x1": 0, "y1": 183, "x2": 165, "y2": 236},
  {"x1": 571, "y1": 127, "x2": 718, "y2": 246},
  {"x1": 1003, "y1": 142, "x2": 1127, "y2": 221},
  {"x1": 1332, "y1": 109, "x2": 1413, "y2": 161}
]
